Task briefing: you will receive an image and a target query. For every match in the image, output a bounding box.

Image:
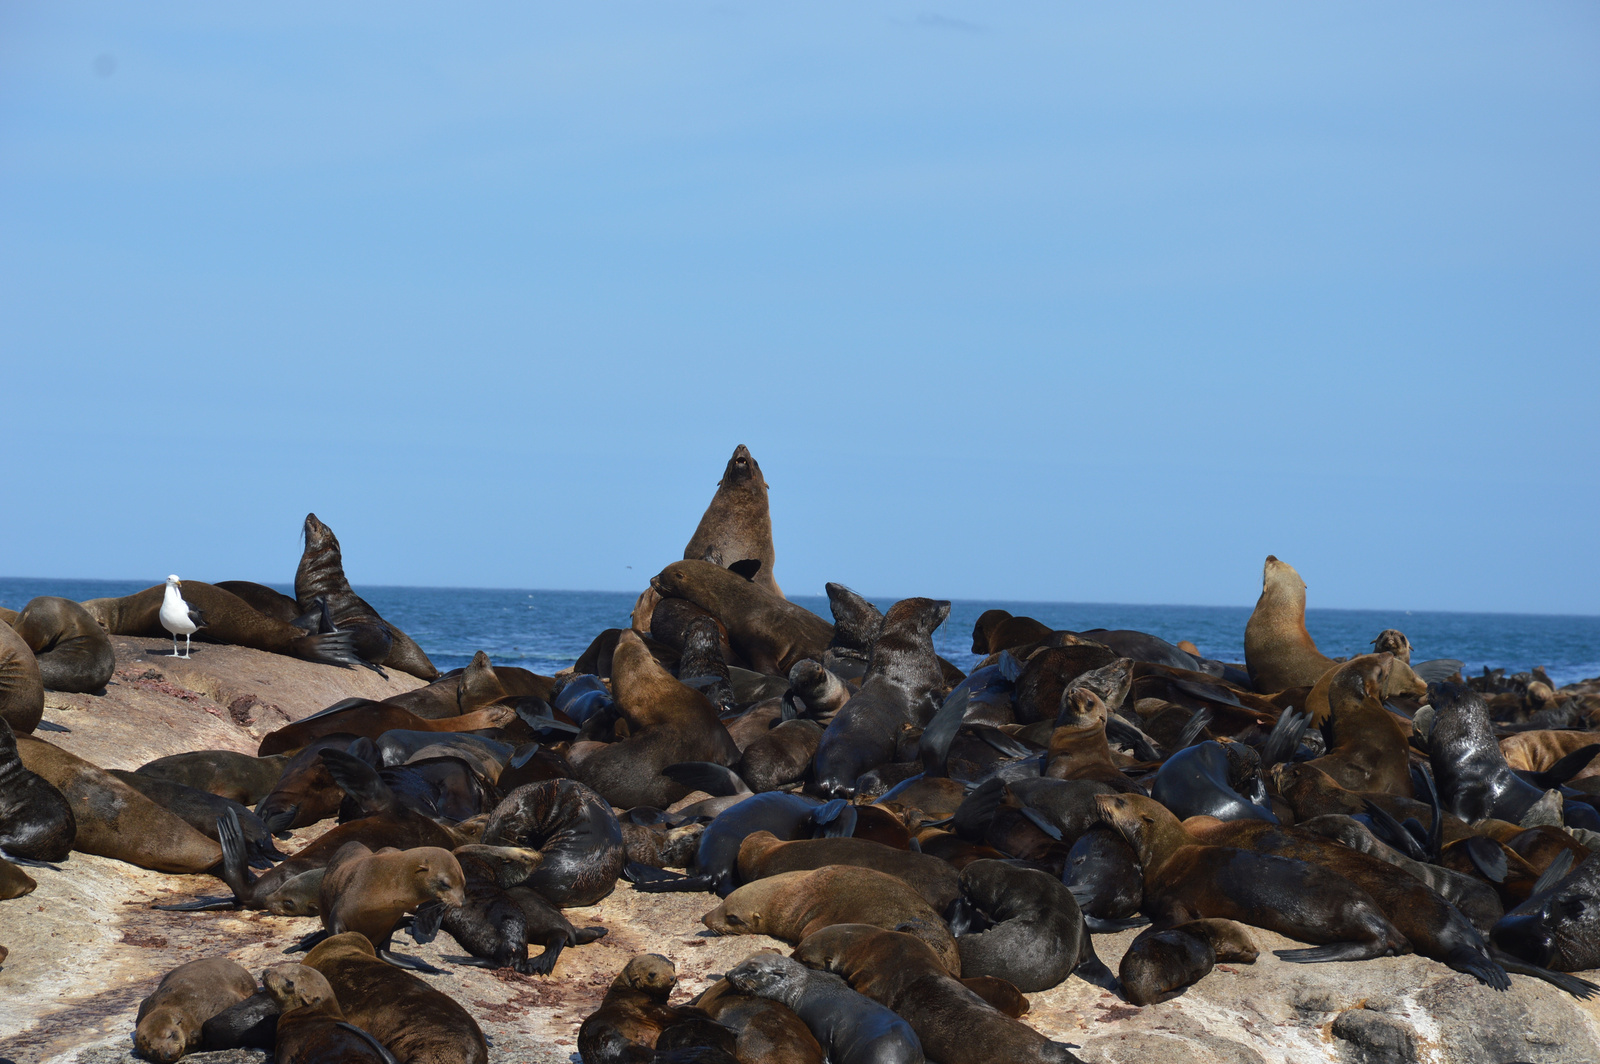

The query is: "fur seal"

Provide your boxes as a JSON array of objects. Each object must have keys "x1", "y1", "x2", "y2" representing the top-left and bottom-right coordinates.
[
  {"x1": 1430, "y1": 682, "x2": 1555, "y2": 824},
  {"x1": 263, "y1": 963, "x2": 397, "y2": 1064},
  {"x1": 570, "y1": 630, "x2": 739, "y2": 808},
  {"x1": 302, "y1": 932, "x2": 488, "y2": 1064},
  {"x1": 970, "y1": 610, "x2": 1054, "y2": 655},
  {"x1": 812, "y1": 598, "x2": 950, "y2": 798},
  {"x1": 134, "y1": 957, "x2": 259, "y2": 1064},
  {"x1": 1502, "y1": 730, "x2": 1600, "y2": 782},
  {"x1": 1493, "y1": 852, "x2": 1600, "y2": 973},
  {"x1": 1045, "y1": 688, "x2": 1144, "y2": 794},
  {"x1": 0, "y1": 719, "x2": 75, "y2": 860},
  {"x1": 308, "y1": 842, "x2": 465, "y2": 963},
  {"x1": 295, "y1": 513, "x2": 439, "y2": 679},
  {"x1": 578, "y1": 954, "x2": 700, "y2": 1064},
  {"x1": 1150, "y1": 739, "x2": 1277, "y2": 823},
  {"x1": 693, "y1": 977, "x2": 825, "y2": 1064},
  {"x1": 632, "y1": 791, "x2": 827, "y2": 897},
  {"x1": 794, "y1": 923, "x2": 1083, "y2": 1064},
  {"x1": 684, "y1": 444, "x2": 784, "y2": 599},
  {"x1": 1243, "y1": 556, "x2": 1336, "y2": 693},
  {"x1": 1302, "y1": 654, "x2": 1414, "y2": 797},
  {"x1": 0, "y1": 619, "x2": 44, "y2": 733},
  {"x1": 1, "y1": 855, "x2": 37, "y2": 899},
  {"x1": 705, "y1": 866, "x2": 960, "y2": 974},
  {"x1": 726, "y1": 953, "x2": 924, "y2": 1064},
  {"x1": 1119, "y1": 919, "x2": 1258, "y2": 1005},
  {"x1": 136, "y1": 750, "x2": 290, "y2": 806},
  {"x1": 479, "y1": 778, "x2": 627, "y2": 907},
  {"x1": 8, "y1": 596, "x2": 114, "y2": 693},
  {"x1": 15, "y1": 733, "x2": 219, "y2": 873},
  {"x1": 1012, "y1": 645, "x2": 1120, "y2": 725},
  {"x1": 1063, "y1": 826, "x2": 1145, "y2": 923},
  {"x1": 1097, "y1": 792, "x2": 1410, "y2": 963},
  {"x1": 256, "y1": 735, "x2": 374, "y2": 830},
  {"x1": 950, "y1": 859, "x2": 1114, "y2": 993},
  {"x1": 82, "y1": 580, "x2": 362, "y2": 666},
  {"x1": 735, "y1": 830, "x2": 961, "y2": 910},
  {"x1": 199, "y1": 990, "x2": 282, "y2": 1052},
  {"x1": 650, "y1": 560, "x2": 832, "y2": 676},
  {"x1": 109, "y1": 769, "x2": 282, "y2": 864},
  {"x1": 257, "y1": 699, "x2": 519, "y2": 757}
]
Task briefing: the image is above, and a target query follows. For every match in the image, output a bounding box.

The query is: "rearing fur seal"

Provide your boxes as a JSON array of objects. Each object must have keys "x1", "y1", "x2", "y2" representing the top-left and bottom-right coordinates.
[
  {"x1": 1243, "y1": 556, "x2": 1335, "y2": 693},
  {"x1": 684, "y1": 444, "x2": 784, "y2": 599}
]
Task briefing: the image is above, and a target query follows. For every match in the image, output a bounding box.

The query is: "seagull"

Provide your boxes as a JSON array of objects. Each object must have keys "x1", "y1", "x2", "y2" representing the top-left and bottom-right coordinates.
[{"x1": 159, "y1": 575, "x2": 205, "y2": 658}]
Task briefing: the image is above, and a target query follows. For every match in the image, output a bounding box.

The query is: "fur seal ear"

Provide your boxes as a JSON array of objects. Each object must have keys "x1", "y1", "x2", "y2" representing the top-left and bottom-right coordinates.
[{"x1": 727, "y1": 560, "x2": 762, "y2": 582}]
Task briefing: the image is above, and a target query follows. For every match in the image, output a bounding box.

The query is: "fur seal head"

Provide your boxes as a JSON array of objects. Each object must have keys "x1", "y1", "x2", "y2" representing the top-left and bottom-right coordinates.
[{"x1": 262, "y1": 963, "x2": 339, "y2": 1013}]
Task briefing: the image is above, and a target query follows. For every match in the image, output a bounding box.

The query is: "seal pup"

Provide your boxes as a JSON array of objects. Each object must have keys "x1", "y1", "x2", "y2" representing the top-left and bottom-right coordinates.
[
  {"x1": 1119, "y1": 919, "x2": 1258, "y2": 1005},
  {"x1": 793, "y1": 924, "x2": 1083, "y2": 1064},
  {"x1": 578, "y1": 954, "x2": 705, "y2": 1064},
  {"x1": 1045, "y1": 688, "x2": 1145, "y2": 794},
  {"x1": 295, "y1": 512, "x2": 439, "y2": 679},
  {"x1": 1243, "y1": 556, "x2": 1336, "y2": 693},
  {"x1": 812, "y1": 598, "x2": 950, "y2": 798},
  {"x1": 650, "y1": 560, "x2": 832, "y2": 676},
  {"x1": 725, "y1": 953, "x2": 924, "y2": 1064},
  {"x1": 302, "y1": 932, "x2": 488, "y2": 1064},
  {"x1": 684, "y1": 444, "x2": 784, "y2": 599},
  {"x1": 0, "y1": 718, "x2": 76, "y2": 861},
  {"x1": 262, "y1": 963, "x2": 397, "y2": 1064},
  {"x1": 693, "y1": 977, "x2": 826, "y2": 1064},
  {"x1": 134, "y1": 957, "x2": 258, "y2": 1064},
  {"x1": 8, "y1": 596, "x2": 114, "y2": 692},
  {"x1": 0, "y1": 619, "x2": 44, "y2": 733},
  {"x1": 1097, "y1": 792, "x2": 1410, "y2": 963},
  {"x1": 1, "y1": 855, "x2": 37, "y2": 899}
]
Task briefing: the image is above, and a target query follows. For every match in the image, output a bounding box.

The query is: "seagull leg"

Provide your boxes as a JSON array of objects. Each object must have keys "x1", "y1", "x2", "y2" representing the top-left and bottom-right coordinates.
[
  {"x1": 183, "y1": 633, "x2": 192, "y2": 659},
  {"x1": 172, "y1": 632, "x2": 180, "y2": 657}
]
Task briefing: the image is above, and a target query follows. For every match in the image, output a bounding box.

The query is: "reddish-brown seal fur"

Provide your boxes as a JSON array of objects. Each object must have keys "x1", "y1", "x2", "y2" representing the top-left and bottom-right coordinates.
[
  {"x1": 263, "y1": 963, "x2": 394, "y2": 1064},
  {"x1": 650, "y1": 560, "x2": 832, "y2": 676},
  {"x1": 257, "y1": 701, "x2": 518, "y2": 757},
  {"x1": 135, "y1": 957, "x2": 258, "y2": 1064},
  {"x1": 1303, "y1": 654, "x2": 1415, "y2": 798},
  {"x1": 736, "y1": 830, "x2": 961, "y2": 910},
  {"x1": 1243, "y1": 556, "x2": 1336, "y2": 693}
]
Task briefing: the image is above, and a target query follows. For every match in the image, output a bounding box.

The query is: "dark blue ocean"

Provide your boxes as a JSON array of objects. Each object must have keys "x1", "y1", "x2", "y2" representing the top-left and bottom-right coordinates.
[{"x1": 4, "y1": 577, "x2": 1598, "y2": 688}]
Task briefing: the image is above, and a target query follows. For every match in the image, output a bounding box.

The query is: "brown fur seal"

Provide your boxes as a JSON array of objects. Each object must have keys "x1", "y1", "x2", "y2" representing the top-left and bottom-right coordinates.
[
  {"x1": 694, "y1": 976, "x2": 825, "y2": 1064},
  {"x1": 479, "y1": 778, "x2": 627, "y2": 907},
  {"x1": 1097, "y1": 792, "x2": 1410, "y2": 963},
  {"x1": 1371, "y1": 629, "x2": 1412, "y2": 663},
  {"x1": 1046, "y1": 688, "x2": 1144, "y2": 794},
  {"x1": 970, "y1": 610, "x2": 1054, "y2": 655},
  {"x1": 1011, "y1": 645, "x2": 1120, "y2": 725},
  {"x1": 0, "y1": 619, "x2": 44, "y2": 733},
  {"x1": 1303, "y1": 654, "x2": 1414, "y2": 798},
  {"x1": 135, "y1": 750, "x2": 290, "y2": 806},
  {"x1": 262, "y1": 963, "x2": 396, "y2": 1064},
  {"x1": 1502, "y1": 730, "x2": 1600, "y2": 781},
  {"x1": 303, "y1": 932, "x2": 487, "y2": 1064},
  {"x1": 1119, "y1": 919, "x2": 1258, "y2": 1005},
  {"x1": 1, "y1": 855, "x2": 37, "y2": 898},
  {"x1": 82, "y1": 581, "x2": 359, "y2": 667},
  {"x1": 794, "y1": 923, "x2": 1082, "y2": 1064},
  {"x1": 570, "y1": 630, "x2": 739, "y2": 808},
  {"x1": 786, "y1": 659, "x2": 854, "y2": 725},
  {"x1": 16, "y1": 734, "x2": 219, "y2": 873},
  {"x1": 651, "y1": 560, "x2": 832, "y2": 675},
  {"x1": 725, "y1": 952, "x2": 924, "y2": 1064},
  {"x1": 0, "y1": 718, "x2": 75, "y2": 860},
  {"x1": 735, "y1": 830, "x2": 961, "y2": 910},
  {"x1": 313, "y1": 842, "x2": 466, "y2": 958},
  {"x1": 9, "y1": 596, "x2": 115, "y2": 693},
  {"x1": 577, "y1": 953, "x2": 689, "y2": 1064},
  {"x1": 134, "y1": 957, "x2": 258, "y2": 1063},
  {"x1": 1243, "y1": 556, "x2": 1336, "y2": 693},
  {"x1": 295, "y1": 513, "x2": 439, "y2": 679},
  {"x1": 257, "y1": 700, "x2": 518, "y2": 757},
  {"x1": 684, "y1": 444, "x2": 785, "y2": 599},
  {"x1": 812, "y1": 598, "x2": 950, "y2": 799},
  {"x1": 704, "y1": 866, "x2": 960, "y2": 974}
]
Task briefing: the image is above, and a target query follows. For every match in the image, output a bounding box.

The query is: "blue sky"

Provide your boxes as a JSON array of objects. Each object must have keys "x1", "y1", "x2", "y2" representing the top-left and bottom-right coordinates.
[{"x1": 2, "y1": 3, "x2": 1596, "y2": 614}]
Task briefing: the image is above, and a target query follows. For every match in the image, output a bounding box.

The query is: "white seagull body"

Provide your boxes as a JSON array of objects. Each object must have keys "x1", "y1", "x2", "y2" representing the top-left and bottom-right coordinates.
[{"x1": 159, "y1": 575, "x2": 205, "y2": 658}]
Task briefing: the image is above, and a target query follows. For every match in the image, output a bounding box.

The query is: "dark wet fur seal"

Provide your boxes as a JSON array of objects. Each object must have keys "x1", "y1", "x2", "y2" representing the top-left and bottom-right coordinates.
[
  {"x1": 295, "y1": 512, "x2": 439, "y2": 679},
  {"x1": 674, "y1": 613, "x2": 737, "y2": 712},
  {"x1": 795, "y1": 923, "x2": 1081, "y2": 1064},
  {"x1": 136, "y1": 749, "x2": 290, "y2": 806},
  {"x1": 651, "y1": 560, "x2": 832, "y2": 676},
  {"x1": 9, "y1": 596, "x2": 114, "y2": 692},
  {"x1": 1243, "y1": 555, "x2": 1336, "y2": 693},
  {"x1": 303, "y1": 932, "x2": 487, "y2": 1064},
  {"x1": 1493, "y1": 852, "x2": 1600, "y2": 973},
  {"x1": 634, "y1": 791, "x2": 826, "y2": 897},
  {"x1": 480, "y1": 778, "x2": 626, "y2": 907},
  {"x1": 706, "y1": 866, "x2": 959, "y2": 973},
  {"x1": 1430, "y1": 681, "x2": 1553, "y2": 825},
  {"x1": 1012, "y1": 645, "x2": 1120, "y2": 725},
  {"x1": 1120, "y1": 919, "x2": 1258, "y2": 1005},
  {"x1": 200, "y1": 989, "x2": 281, "y2": 1052},
  {"x1": 736, "y1": 719, "x2": 823, "y2": 792},
  {"x1": 813, "y1": 598, "x2": 950, "y2": 798},
  {"x1": 1150, "y1": 739, "x2": 1278, "y2": 823},
  {"x1": 570, "y1": 630, "x2": 739, "y2": 809},
  {"x1": 727, "y1": 953, "x2": 923, "y2": 1064},
  {"x1": 82, "y1": 580, "x2": 360, "y2": 667},
  {"x1": 134, "y1": 957, "x2": 259, "y2": 1064},
  {"x1": 0, "y1": 718, "x2": 76, "y2": 860},
  {"x1": 110, "y1": 769, "x2": 283, "y2": 864},
  {"x1": 263, "y1": 963, "x2": 397, "y2": 1064},
  {"x1": 735, "y1": 830, "x2": 960, "y2": 910},
  {"x1": 684, "y1": 444, "x2": 785, "y2": 598},
  {"x1": 16, "y1": 733, "x2": 219, "y2": 872},
  {"x1": 0, "y1": 619, "x2": 44, "y2": 733},
  {"x1": 256, "y1": 735, "x2": 375, "y2": 831},
  {"x1": 952, "y1": 858, "x2": 1114, "y2": 993}
]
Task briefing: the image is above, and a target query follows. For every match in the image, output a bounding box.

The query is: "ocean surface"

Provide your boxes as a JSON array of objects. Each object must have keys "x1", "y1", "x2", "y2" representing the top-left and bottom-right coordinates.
[{"x1": 3, "y1": 577, "x2": 1598, "y2": 687}]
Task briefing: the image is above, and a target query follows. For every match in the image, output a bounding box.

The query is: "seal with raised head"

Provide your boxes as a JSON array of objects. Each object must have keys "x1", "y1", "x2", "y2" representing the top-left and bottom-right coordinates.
[
  {"x1": 684, "y1": 444, "x2": 784, "y2": 599},
  {"x1": 812, "y1": 598, "x2": 950, "y2": 799},
  {"x1": 1243, "y1": 556, "x2": 1336, "y2": 693},
  {"x1": 1302, "y1": 653, "x2": 1414, "y2": 798},
  {"x1": 650, "y1": 560, "x2": 832, "y2": 676},
  {"x1": 308, "y1": 842, "x2": 466, "y2": 962},
  {"x1": 0, "y1": 719, "x2": 75, "y2": 861},
  {"x1": 9, "y1": 596, "x2": 114, "y2": 693},
  {"x1": 0, "y1": 619, "x2": 44, "y2": 733},
  {"x1": 262, "y1": 962, "x2": 397, "y2": 1064},
  {"x1": 295, "y1": 513, "x2": 439, "y2": 679},
  {"x1": 794, "y1": 923, "x2": 1082, "y2": 1064},
  {"x1": 725, "y1": 952, "x2": 924, "y2": 1064},
  {"x1": 302, "y1": 932, "x2": 488, "y2": 1064},
  {"x1": 134, "y1": 957, "x2": 259, "y2": 1064},
  {"x1": 705, "y1": 865, "x2": 960, "y2": 973},
  {"x1": 1430, "y1": 682, "x2": 1568, "y2": 826}
]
